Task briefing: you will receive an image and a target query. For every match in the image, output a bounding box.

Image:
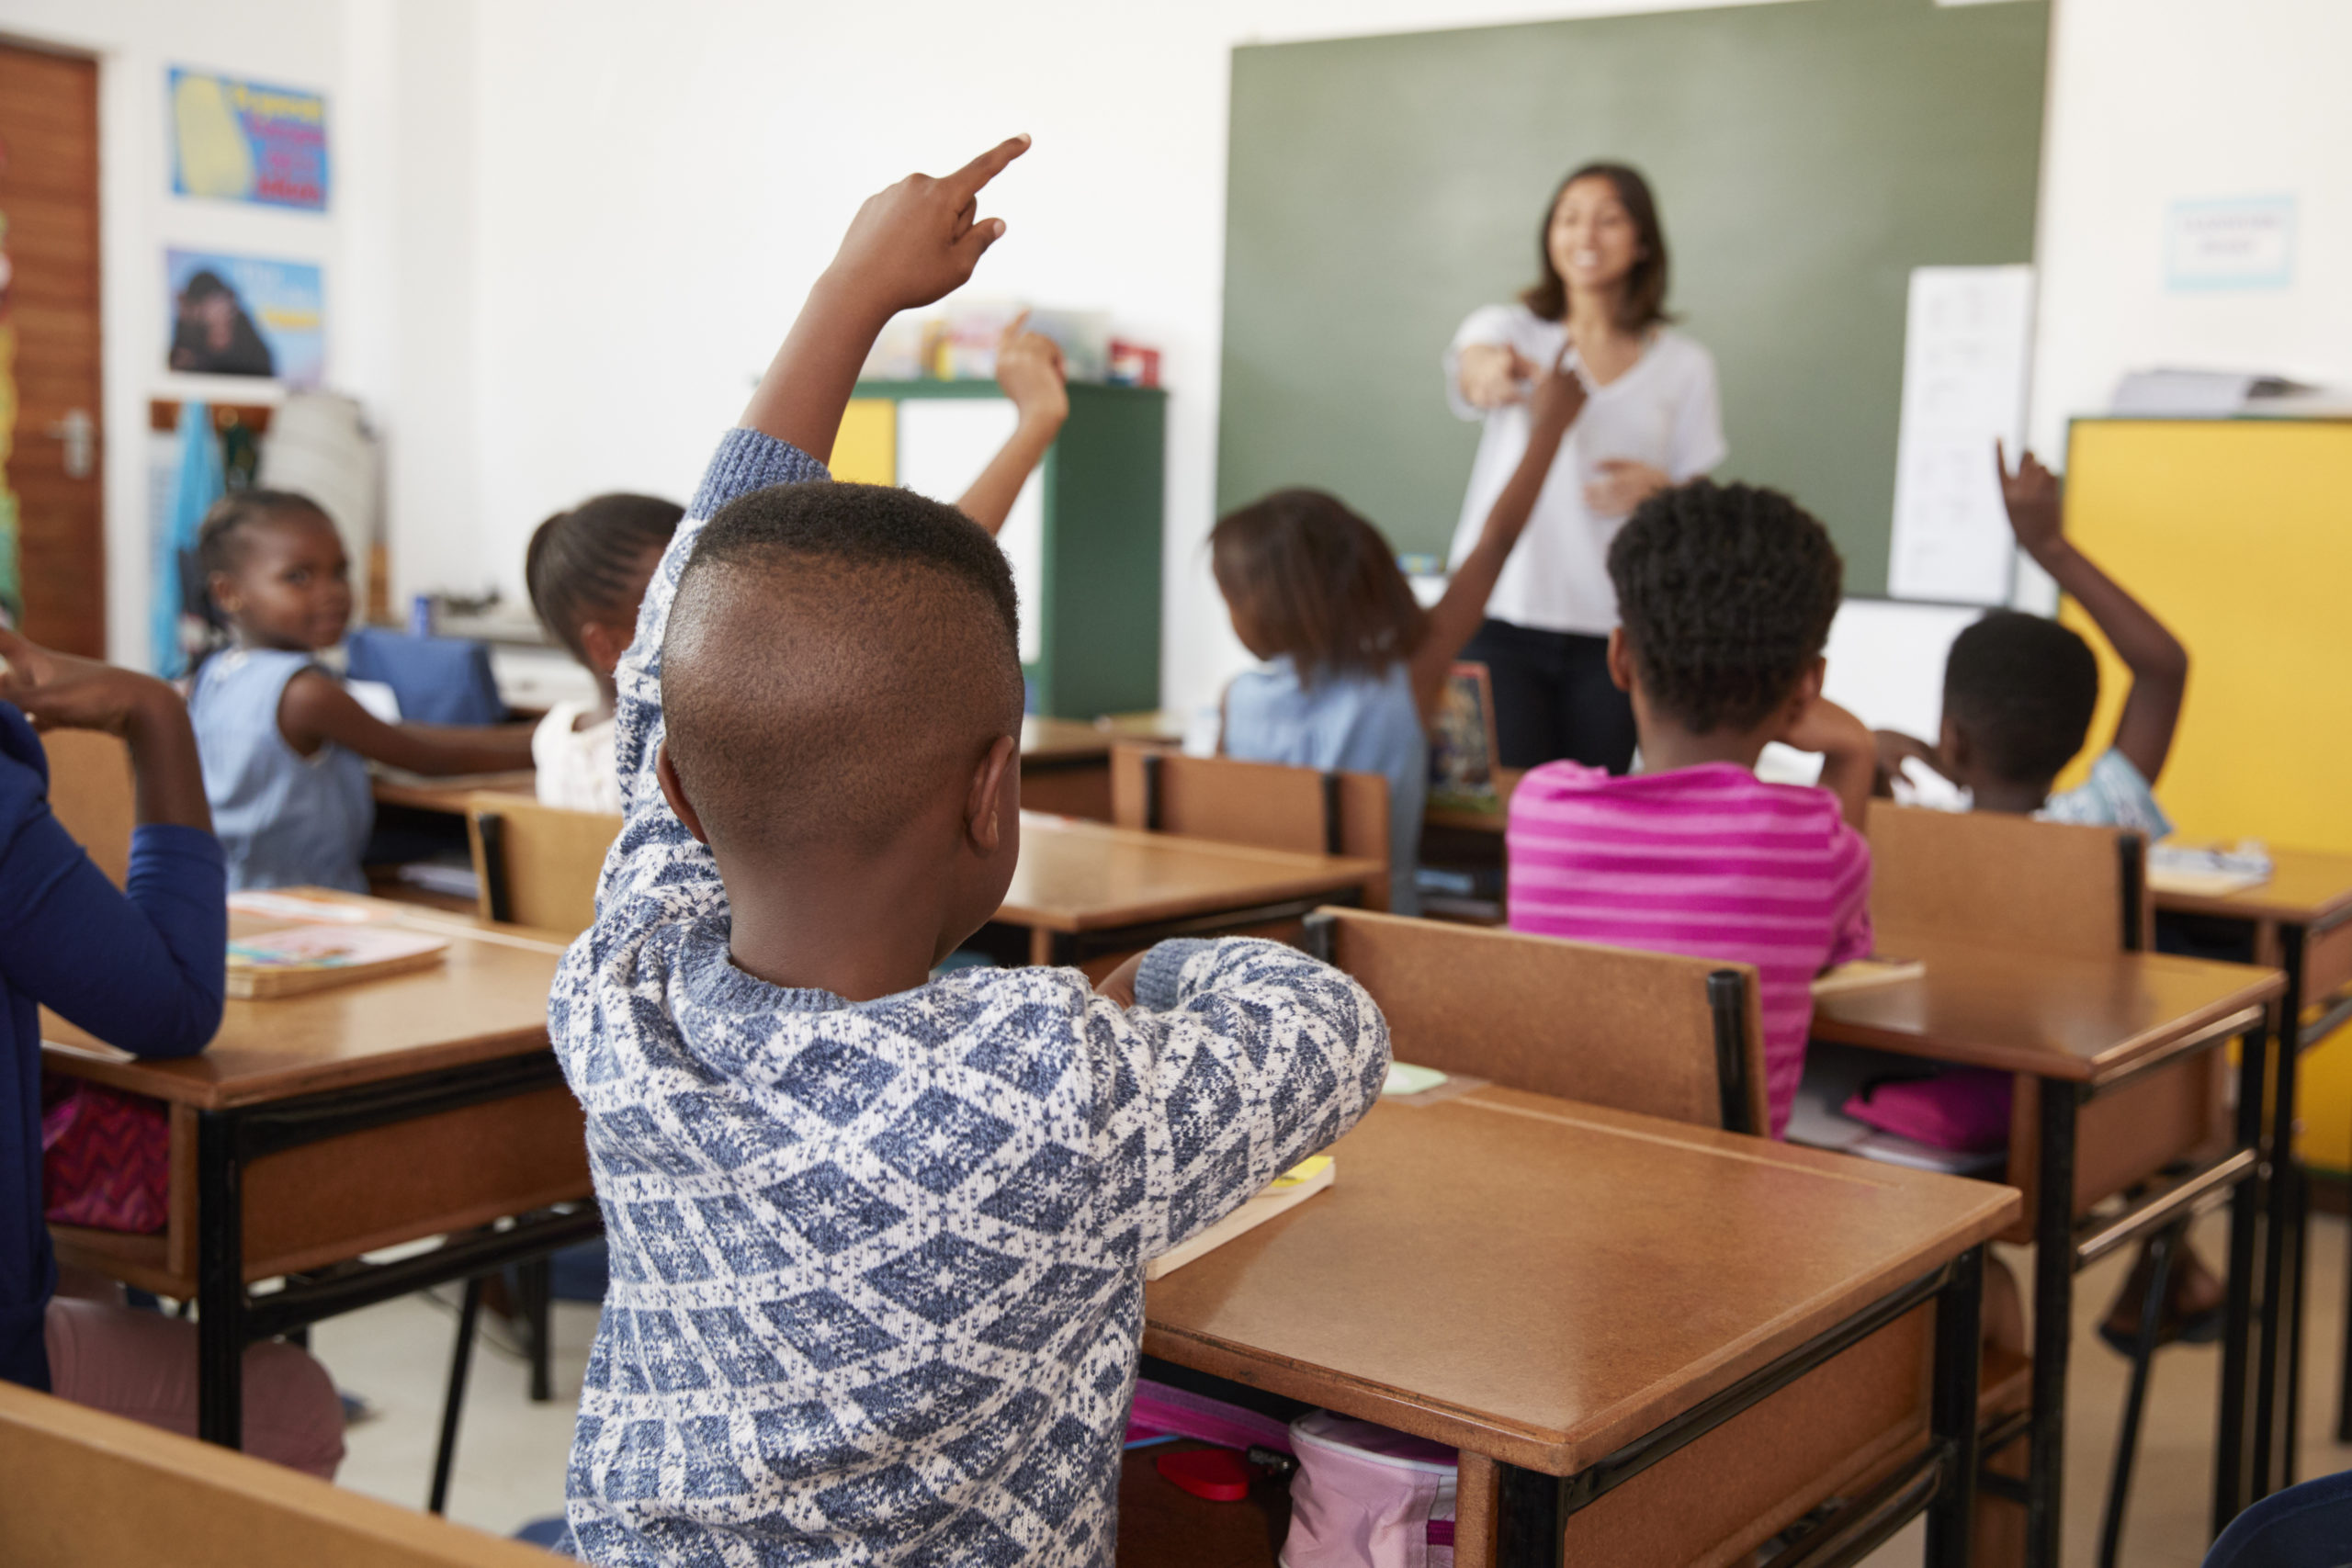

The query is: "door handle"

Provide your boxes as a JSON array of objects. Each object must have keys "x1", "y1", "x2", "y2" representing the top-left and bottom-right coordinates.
[{"x1": 44, "y1": 409, "x2": 95, "y2": 479}]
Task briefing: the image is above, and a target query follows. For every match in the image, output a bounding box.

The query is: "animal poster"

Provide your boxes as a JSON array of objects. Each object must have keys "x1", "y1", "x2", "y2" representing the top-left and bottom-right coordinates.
[
  {"x1": 169, "y1": 68, "x2": 329, "y2": 211},
  {"x1": 165, "y1": 250, "x2": 324, "y2": 384}
]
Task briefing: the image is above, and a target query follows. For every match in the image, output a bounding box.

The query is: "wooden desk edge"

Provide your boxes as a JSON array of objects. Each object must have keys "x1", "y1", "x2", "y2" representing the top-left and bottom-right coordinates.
[{"x1": 39, "y1": 1028, "x2": 556, "y2": 1111}]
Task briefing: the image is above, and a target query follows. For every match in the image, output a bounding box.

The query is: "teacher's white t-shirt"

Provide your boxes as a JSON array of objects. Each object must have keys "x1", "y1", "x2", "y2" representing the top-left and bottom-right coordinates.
[{"x1": 1443, "y1": 304, "x2": 1726, "y2": 637}]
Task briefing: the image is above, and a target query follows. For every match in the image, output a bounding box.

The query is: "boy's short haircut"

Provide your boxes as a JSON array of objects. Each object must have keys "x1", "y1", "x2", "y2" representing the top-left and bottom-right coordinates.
[
  {"x1": 524, "y1": 493, "x2": 684, "y2": 663},
  {"x1": 1606, "y1": 479, "x2": 1844, "y2": 734},
  {"x1": 661, "y1": 481, "x2": 1024, "y2": 861},
  {"x1": 1942, "y1": 609, "x2": 2099, "y2": 785}
]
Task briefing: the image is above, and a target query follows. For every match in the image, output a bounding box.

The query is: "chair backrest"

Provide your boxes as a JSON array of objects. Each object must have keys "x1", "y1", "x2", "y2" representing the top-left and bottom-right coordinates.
[
  {"x1": 465, "y1": 795, "x2": 621, "y2": 936},
  {"x1": 1306, "y1": 907, "x2": 1768, "y2": 1134},
  {"x1": 1865, "y1": 801, "x2": 2149, "y2": 959},
  {"x1": 345, "y1": 626, "x2": 505, "y2": 726},
  {"x1": 40, "y1": 730, "x2": 135, "y2": 887},
  {"x1": 1110, "y1": 744, "x2": 1390, "y2": 910},
  {"x1": 0, "y1": 1381, "x2": 553, "y2": 1567}
]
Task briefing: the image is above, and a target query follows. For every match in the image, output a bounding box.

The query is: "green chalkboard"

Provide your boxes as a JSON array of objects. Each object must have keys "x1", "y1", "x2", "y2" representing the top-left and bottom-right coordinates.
[{"x1": 1217, "y1": 0, "x2": 2047, "y2": 594}]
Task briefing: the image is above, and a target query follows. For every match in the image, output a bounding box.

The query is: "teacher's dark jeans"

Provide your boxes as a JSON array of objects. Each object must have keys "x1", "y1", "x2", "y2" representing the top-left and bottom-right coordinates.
[{"x1": 1461, "y1": 618, "x2": 1637, "y2": 773}]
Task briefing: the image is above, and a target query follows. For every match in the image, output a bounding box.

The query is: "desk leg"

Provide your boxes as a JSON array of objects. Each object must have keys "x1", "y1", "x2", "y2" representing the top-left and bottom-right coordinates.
[
  {"x1": 195, "y1": 1108, "x2": 244, "y2": 1448},
  {"x1": 2027, "y1": 1082, "x2": 2076, "y2": 1568},
  {"x1": 2256, "y1": 927, "x2": 2304, "y2": 1496},
  {"x1": 1927, "y1": 1246, "x2": 1984, "y2": 1568},
  {"x1": 1495, "y1": 1465, "x2": 1565, "y2": 1568},
  {"x1": 2219, "y1": 1016, "x2": 2271, "y2": 1531}
]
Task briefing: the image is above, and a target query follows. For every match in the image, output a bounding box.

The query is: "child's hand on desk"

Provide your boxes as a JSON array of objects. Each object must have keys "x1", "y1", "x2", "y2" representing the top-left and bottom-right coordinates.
[
  {"x1": 1996, "y1": 440, "x2": 2065, "y2": 561},
  {"x1": 0, "y1": 626, "x2": 181, "y2": 738},
  {"x1": 1093, "y1": 951, "x2": 1147, "y2": 1009},
  {"x1": 822, "y1": 134, "x2": 1031, "y2": 318},
  {"x1": 995, "y1": 311, "x2": 1069, "y2": 434}
]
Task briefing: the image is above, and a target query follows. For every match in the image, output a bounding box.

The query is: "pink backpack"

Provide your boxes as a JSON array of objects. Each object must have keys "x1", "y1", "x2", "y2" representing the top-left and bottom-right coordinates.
[
  {"x1": 1283, "y1": 1410, "x2": 1458, "y2": 1568},
  {"x1": 1842, "y1": 1068, "x2": 2012, "y2": 1153},
  {"x1": 42, "y1": 1080, "x2": 171, "y2": 1234}
]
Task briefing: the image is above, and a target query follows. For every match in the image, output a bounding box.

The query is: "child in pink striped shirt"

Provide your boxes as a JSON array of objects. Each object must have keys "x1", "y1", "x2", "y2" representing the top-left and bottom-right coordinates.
[{"x1": 1506, "y1": 480, "x2": 1877, "y2": 1135}]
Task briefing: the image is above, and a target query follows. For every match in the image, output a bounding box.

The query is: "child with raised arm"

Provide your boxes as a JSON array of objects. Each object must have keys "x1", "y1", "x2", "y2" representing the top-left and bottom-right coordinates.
[
  {"x1": 189, "y1": 491, "x2": 537, "y2": 890},
  {"x1": 550, "y1": 138, "x2": 1387, "y2": 1567},
  {"x1": 522, "y1": 319, "x2": 1066, "y2": 814},
  {"x1": 1211, "y1": 346, "x2": 1584, "y2": 913}
]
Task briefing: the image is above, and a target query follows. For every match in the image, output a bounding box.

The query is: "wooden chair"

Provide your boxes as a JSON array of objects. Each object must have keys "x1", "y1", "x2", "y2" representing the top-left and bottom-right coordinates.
[
  {"x1": 41, "y1": 729, "x2": 134, "y2": 887},
  {"x1": 1110, "y1": 744, "x2": 1390, "y2": 912},
  {"x1": 1866, "y1": 798, "x2": 2151, "y2": 957},
  {"x1": 1302, "y1": 905, "x2": 1766, "y2": 1134},
  {"x1": 0, "y1": 1381, "x2": 553, "y2": 1566},
  {"x1": 463, "y1": 795, "x2": 621, "y2": 937}
]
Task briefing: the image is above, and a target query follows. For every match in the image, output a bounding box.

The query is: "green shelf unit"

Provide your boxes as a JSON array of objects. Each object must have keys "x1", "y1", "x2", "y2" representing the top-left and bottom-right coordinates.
[{"x1": 852, "y1": 379, "x2": 1166, "y2": 719}]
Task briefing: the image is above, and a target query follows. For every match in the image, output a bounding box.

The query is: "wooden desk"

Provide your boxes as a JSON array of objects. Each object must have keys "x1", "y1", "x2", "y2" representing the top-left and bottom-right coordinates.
[
  {"x1": 1145, "y1": 1086, "x2": 2018, "y2": 1567},
  {"x1": 41, "y1": 892, "x2": 594, "y2": 1450},
  {"x1": 996, "y1": 813, "x2": 1382, "y2": 966},
  {"x1": 1810, "y1": 938, "x2": 2280, "y2": 1561},
  {"x1": 2154, "y1": 847, "x2": 2352, "y2": 1483},
  {"x1": 370, "y1": 771, "x2": 537, "y2": 817},
  {"x1": 1019, "y1": 716, "x2": 1120, "y2": 820}
]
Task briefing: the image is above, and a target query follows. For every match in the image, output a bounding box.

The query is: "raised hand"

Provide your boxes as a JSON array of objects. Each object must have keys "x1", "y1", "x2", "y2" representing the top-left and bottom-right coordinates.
[
  {"x1": 994, "y1": 310, "x2": 1069, "y2": 433},
  {"x1": 1996, "y1": 440, "x2": 2064, "y2": 561},
  {"x1": 1457, "y1": 344, "x2": 1536, "y2": 410},
  {"x1": 1526, "y1": 342, "x2": 1589, "y2": 436},
  {"x1": 824, "y1": 135, "x2": 1031, "y2": 320}
]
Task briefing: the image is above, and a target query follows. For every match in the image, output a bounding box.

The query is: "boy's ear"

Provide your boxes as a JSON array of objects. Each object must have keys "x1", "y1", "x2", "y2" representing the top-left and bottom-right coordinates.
[
  {"x1": 1939, "y1": 716, "x2": 1970, "y2": 774},
  {"x1": 965, "y1": 733, "x2": 1019, "y2": 853},
  {"x1": 578, "y1": 619, "x2": 632, "y2": 678},
  {"x1": 655, "y1": 742, "x2": 709, "y2": 844},
  {"x1": 1605, "y1": 626, "x2": 1636, "y2": 694}
]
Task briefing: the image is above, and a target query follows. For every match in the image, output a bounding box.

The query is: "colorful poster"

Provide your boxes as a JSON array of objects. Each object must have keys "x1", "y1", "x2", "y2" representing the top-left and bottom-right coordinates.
[
  {"x1": 165, "y1": 249, "x2": 324, "y2": 384},
  {"x1": 168, "y1": 69, "x2": 328, "y2": 211}
]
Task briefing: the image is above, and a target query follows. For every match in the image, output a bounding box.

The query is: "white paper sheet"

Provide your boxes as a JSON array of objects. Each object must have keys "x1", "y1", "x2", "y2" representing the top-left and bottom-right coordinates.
[
  {"x1": 1887, "y1": 265, "x2": 2036, "y2": 605},
  {"x1": 894, "y1": 399, "x2": 1045, "y2": 665}
]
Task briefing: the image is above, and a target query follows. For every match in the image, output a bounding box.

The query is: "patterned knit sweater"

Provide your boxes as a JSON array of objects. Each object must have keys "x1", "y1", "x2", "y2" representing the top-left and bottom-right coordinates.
[{"x1": 549, "y1": 429, "x2": 1390, "y2": 1566}]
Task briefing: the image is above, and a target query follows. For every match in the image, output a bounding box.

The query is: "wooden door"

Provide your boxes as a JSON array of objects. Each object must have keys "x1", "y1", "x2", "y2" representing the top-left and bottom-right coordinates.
[{"x1": 0, "y1": 44, "x2": 104, "y2": 656}]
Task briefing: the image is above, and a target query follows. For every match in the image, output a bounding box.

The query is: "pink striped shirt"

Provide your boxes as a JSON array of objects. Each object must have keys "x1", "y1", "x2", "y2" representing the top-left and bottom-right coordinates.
[{"x1": 1507, "y1": 761, "x2": 1872, "y2": 1137}]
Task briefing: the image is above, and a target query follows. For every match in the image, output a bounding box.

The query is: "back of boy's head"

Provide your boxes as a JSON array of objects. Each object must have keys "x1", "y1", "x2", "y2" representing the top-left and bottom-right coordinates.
[
  {"x1": 196, "y1": 489, "x2": 334, "y2": 583},
  {"x1": 525, "y1": 493, "x2": 684, "y2": 661},
  {"x1": 1209, "y1": 490, "x2": 1421, "y2": 681},
  {"x1": 662, "y1": 482, "x2": 1023, "y2": 863},
  {"x1": 1942, "y1": 610, "x2": 2098, "y2": 785},
  {"x1": 1606, "y1": 479, "x2": 1843, "y2": 733}
]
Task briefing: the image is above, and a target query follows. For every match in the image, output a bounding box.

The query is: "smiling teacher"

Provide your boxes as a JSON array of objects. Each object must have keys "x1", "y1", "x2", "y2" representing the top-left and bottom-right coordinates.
[{"x1": 1444, "y1": 162, "x2": 1725, "y2": 773}]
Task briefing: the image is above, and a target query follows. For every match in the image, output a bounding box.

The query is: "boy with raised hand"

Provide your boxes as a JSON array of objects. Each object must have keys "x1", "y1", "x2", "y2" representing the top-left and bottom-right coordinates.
[{"x1": 549, "y1": 136, "x2": 1388, "y2": 1567}]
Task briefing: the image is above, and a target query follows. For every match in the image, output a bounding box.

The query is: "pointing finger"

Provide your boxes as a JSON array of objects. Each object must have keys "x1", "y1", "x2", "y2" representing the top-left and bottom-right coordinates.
[{"x1": 944, "y1": 134, "x2": 1031, "y2": 202}]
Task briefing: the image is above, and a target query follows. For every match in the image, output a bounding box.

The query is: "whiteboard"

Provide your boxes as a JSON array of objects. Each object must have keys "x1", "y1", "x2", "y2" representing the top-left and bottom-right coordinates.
[
  {"x1": 894, "y1": 399, "x2": 1044, "y2": 665},
  {"x1": 1886, "y1": 265, "x2": 2035, "y2": 604},
  {"x1": 1821, "y1": 597, "x2": 1983, "y2": 739}
]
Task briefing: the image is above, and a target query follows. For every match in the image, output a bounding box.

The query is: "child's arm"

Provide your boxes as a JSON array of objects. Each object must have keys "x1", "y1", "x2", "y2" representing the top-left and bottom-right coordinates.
[
  {"x1": 1410, "y1": 346, "x2": 1585, "y2": 723},
  {"x1": 1871, "y1": 728, "x2": 1950, "y2": 797},
  {"x1": 956, "y1": 312, "x2": 1068, "y2": 536},
  {"x1": 1780, "y1": 694, "x2": 1875, "y2": 829},
  {"x1": 1998, "y1": 443, "x2": 2188, "y2": 784},
  {"x1": 1082, "y1": 937, "x2": 1388, "y2": 1264},
  {"x1": 278, "y1": 671, "x2": 536, "y2": 775},
  {"x1": 739, "y1": 135, "x2": 1030, "y2": 461},
  {"x1": 0, "y1": 627, "x2": 224, "y2": 1058}
]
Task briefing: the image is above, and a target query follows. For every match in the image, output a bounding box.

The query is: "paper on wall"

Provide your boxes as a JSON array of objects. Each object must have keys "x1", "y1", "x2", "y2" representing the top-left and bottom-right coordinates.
[{"x1": 1887, "y1": 265, "x2": 2035, "y2": 606}]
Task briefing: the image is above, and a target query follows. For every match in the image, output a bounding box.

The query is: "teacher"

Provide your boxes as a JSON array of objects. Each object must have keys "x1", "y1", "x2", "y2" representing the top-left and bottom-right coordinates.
[{"x1": 1443, "y1": 162, "x2": 1724, "y2": 773}]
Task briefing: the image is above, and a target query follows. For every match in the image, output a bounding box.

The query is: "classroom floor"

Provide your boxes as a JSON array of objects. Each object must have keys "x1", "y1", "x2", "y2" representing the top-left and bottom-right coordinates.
[{"x1": 314, "y1": 1212, "x2": 2352, "y2": 1565}]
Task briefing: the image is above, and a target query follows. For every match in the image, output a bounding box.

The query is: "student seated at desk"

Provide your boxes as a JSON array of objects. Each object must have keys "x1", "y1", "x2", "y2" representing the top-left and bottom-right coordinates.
[
  {"x1": 1872, "y1": 446, "x2": 2214, "y2": 1353},
  {"x1": 1209, "y1": 345, "x2": 1581, "y2": 914},
  {"x1": 1505, "y1": 481, "x2": 1876, "y2": 1136},
  {"x1": 188, "y1": 491, "x2": 537, "y2": 892},
  {"x1": 521, "y1": 319, "x2": 1068, "y2": 814},
  {"x1": 549, "y1": 137, "x2": 1387, "y2": 1565},
  {"x1": 0, "y1": 626, "x2": 342, "y2": 1478}
]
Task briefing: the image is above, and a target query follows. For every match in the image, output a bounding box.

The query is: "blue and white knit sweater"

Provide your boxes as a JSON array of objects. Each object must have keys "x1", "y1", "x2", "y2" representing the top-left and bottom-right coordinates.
[{"x1": 549, "y1": 428, "x2": 1390, "y2": 1566}]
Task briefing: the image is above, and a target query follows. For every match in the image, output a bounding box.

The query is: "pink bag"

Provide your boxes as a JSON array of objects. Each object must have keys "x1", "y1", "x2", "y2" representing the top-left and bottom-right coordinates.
[
  {"x1": 1283, "y1": 1410, "x2": 1457, "y2": 1568},
  {"x1": 41, "y1": 1080, "x2": 171, "y2": 1234},
  {"x1": 1843, "y1": 1069, "x2": 2012, "y2": 1154}
]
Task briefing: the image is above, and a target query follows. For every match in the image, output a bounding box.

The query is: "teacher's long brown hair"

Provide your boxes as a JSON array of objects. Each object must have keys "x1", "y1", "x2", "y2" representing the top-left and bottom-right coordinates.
[{"x1": 1521, "y1": 162, "x2": 1673, "y2": 333}]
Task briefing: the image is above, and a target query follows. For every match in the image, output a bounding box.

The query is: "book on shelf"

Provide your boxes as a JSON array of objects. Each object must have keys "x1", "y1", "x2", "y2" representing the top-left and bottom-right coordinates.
[
  {"x1": 226, "y1": 924, "x2": 450, "y2": 998},
  {"x1": 1144, "y1": 1156, "x2": 1334, "y2": 1280}
]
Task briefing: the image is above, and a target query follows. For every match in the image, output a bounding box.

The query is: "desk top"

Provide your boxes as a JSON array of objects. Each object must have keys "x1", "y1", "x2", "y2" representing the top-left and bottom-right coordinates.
[
  {"x1": 999, "y1": 814, "x2": 1381, "y2": 934},
  {"x1": 1019, "y1": 716, "x2": 1117, "y2": 766},
  {"x1": 1808, "y1": 937, "x2": 2280, "y2": 1084},
  {"x1": 1144, "y1": 1086, "x2": 2017, "y2": 1474},
  {"x1": 40, "y1": 892, "x2": 568, "y2": 1111},
  {"x1": 2154, "y1": 846, "x2": 2352, "y2": 930},
  {"x1": 1422, "y1": 768, "x2": 1526, "y2": 834},
  {"x1": 371, "y1": 771, "x2": 537, "y2": 816}
]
